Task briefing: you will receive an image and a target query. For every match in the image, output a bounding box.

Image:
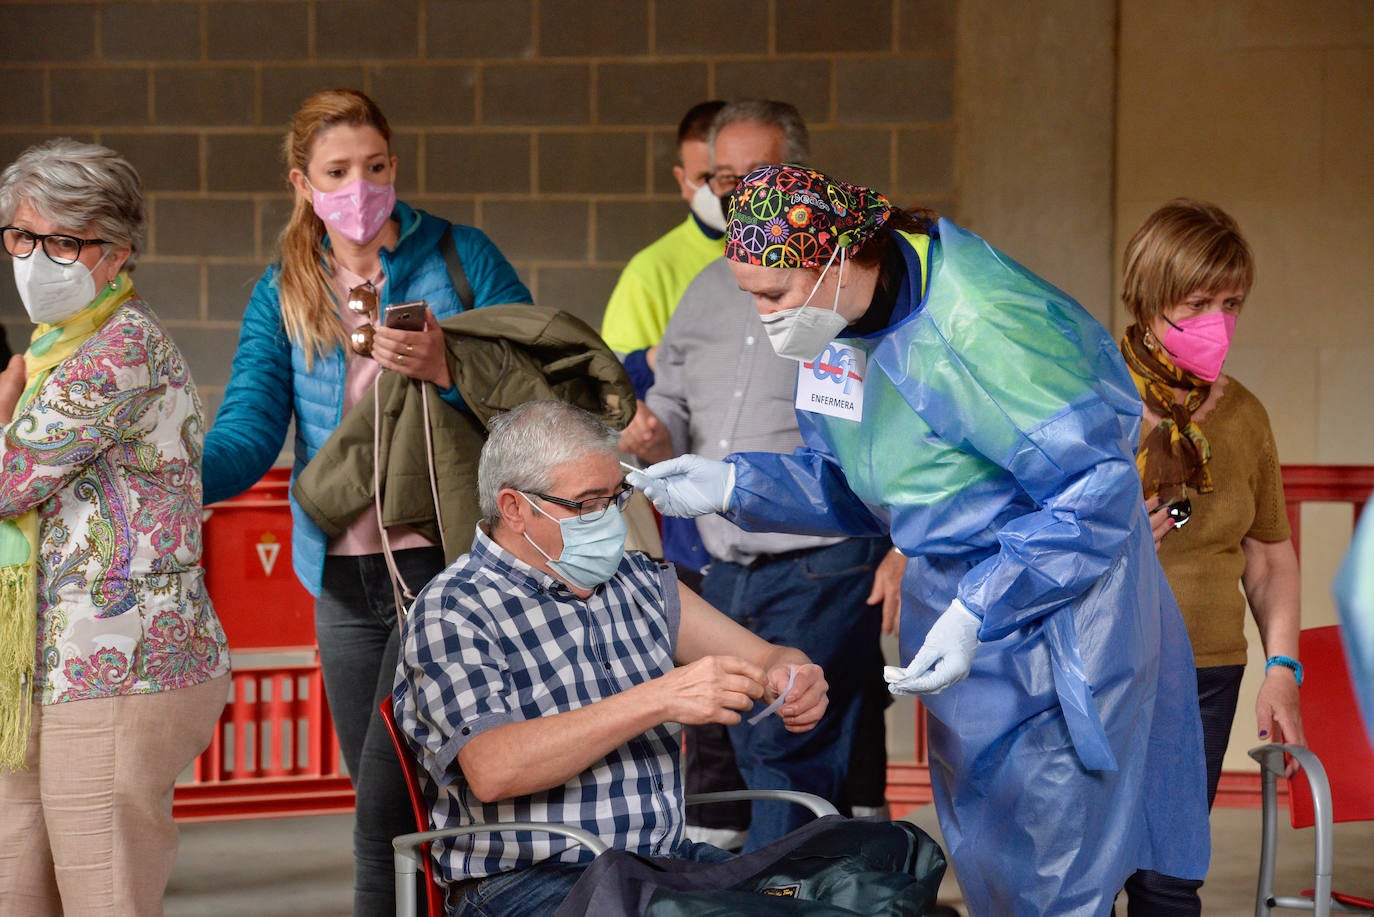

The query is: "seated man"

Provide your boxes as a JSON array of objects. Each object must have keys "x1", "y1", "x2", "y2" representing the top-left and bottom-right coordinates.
[{"x1": 393, "y1": 400, "x2": 831, "y2": 915}]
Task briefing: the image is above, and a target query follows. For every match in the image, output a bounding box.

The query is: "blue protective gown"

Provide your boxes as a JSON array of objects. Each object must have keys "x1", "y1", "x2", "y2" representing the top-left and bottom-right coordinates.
[{"x1": 723, "y1": 221, "x2": 1210, "y2": 916}]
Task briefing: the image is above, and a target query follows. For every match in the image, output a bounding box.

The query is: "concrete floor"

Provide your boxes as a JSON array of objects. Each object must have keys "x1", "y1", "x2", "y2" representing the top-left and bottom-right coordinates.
[{"x1": 165, "y1": 804, "x2": 1374, "y2": 916}]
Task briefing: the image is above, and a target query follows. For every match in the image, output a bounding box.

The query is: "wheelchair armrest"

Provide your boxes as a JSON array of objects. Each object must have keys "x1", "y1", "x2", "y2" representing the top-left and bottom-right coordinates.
[
  {"x1": 687, "y1": 789, "x2": 840, "y2": 819},
  {"x1": 393, "y1": 823, "x2": 610, "y2": 871},
  {"x1": 393, "y1": 824, "x2": 610, "y2": 917}
]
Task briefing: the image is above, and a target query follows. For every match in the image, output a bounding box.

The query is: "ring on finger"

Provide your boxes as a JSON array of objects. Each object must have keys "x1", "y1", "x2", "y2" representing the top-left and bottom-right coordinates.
[
  {"x1": 406, "y1": 343, "x2": 414, "y2": 354},
  {"x1": 396, "y1": 353, "x2": 405, "y2": 364}
]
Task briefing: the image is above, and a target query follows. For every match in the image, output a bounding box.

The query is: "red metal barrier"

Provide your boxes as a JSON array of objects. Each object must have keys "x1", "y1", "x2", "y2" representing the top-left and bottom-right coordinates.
[
  {"x1": 200, "y1": 467, "x2": 316, "y2": 652},
  {"x1": 174, "y1": 469, "x2": 353, "y2": 822},
  {"x1": 1280, "y1": 465, "x2": 1374, "y2": 560},
  {"x1": 175, "y1": 663, "x2": 353, "y2": 822},
  {"x1": 1211, "y1": 464, "x2": 1374, "y2": 809},
  {"x1": 886, "y1": 464, "x2": 1374, "y2": 816}
]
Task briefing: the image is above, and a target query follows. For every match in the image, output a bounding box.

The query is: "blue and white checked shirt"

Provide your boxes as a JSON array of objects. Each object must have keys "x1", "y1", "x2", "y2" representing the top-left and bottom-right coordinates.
[{"x1": 393, "y1": 526, "x2": 686, "y2": 883}]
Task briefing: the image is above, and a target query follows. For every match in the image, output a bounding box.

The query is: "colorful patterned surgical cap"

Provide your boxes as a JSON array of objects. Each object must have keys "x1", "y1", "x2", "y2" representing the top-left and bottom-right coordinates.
[{"x1": 724, "y1": 163, "x2": 892, "y2": 268}]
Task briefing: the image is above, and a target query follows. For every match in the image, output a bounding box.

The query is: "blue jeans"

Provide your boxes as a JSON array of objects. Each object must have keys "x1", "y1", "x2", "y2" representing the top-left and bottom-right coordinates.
[
  {"x1": 317, "y1": 547, "x2": 446, "y2": 917},
  {"x1": 1123, "y1": 665, "x2": 1245, "y2": 916},
  {"x1": 685, "y1": 641, "x2": 890, "y2": 833},
  {"x1": 451, "y1": 839, "x2": 732, "y2": 916},
  {"x1": 705, "y1": 538, "x2": 888, "y2": 851}
]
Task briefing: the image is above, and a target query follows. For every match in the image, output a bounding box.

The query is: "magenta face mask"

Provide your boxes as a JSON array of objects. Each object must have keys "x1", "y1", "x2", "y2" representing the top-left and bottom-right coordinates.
[
  {"x1": 309, "y1": 177, "x2": 396, "y2": 245},
  {"x1": 1161, "y1": 311, "x2": 1237, "y2": 381}
]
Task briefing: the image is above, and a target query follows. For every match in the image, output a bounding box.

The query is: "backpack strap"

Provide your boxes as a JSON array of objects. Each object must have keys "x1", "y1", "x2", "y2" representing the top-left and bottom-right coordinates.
[{"x1": 440, "y1": 227, "x2": 474, "y2": 311}]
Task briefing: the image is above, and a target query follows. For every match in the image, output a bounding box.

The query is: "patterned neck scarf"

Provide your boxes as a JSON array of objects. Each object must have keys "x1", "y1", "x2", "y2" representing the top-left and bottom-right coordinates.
[
  {"x1": 1119, "y1": 322, "x2": 1214, "y2": 506},
  {"x1": 0, "y1": 272, "x2": 133, "y2": 771}
]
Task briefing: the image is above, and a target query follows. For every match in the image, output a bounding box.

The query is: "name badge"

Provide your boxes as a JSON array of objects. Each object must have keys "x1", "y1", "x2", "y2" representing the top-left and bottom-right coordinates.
[{"x1": 796, "y1": 342, "x2": 866, "y2": 422}]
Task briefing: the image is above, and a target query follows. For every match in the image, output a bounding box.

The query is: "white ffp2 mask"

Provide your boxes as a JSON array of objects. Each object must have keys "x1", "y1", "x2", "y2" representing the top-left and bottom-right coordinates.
[
  {"x1": 689, "y1": 180, "x2": 728, "y2": 233},
  {"x1": 759, "y1": 248, "x2": 849, "y2": 362},
  {"x1": 12, "y1": 250, "x2": 106, "y2": 325}
]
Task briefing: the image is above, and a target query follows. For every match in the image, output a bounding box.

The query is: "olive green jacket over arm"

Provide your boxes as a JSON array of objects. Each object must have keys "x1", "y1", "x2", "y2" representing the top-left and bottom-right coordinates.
[{"x1": 291, "y1": 304, "x2": 635, "y2": 563}]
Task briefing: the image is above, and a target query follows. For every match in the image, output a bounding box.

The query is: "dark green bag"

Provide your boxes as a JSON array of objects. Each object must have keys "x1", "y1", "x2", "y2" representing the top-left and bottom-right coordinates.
[{"x1": 556, "y1": 817, "x2": 947, "y2": 916}]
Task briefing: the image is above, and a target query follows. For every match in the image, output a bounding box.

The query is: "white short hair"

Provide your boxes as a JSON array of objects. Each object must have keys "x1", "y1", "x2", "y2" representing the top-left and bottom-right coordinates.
[{"x1": 0, "y1": 138, "x2": 147, "y2": 267}]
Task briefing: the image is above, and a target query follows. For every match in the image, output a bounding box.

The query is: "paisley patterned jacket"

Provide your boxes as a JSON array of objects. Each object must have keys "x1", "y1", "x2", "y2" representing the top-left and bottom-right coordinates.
[{"x1": 0, "y1": 298, "x2": 229, "y2": 703}]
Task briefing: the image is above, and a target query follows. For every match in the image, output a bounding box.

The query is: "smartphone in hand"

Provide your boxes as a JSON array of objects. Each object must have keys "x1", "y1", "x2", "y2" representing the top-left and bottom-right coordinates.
[{"x1": 383, "y1": 300, "x2": 428, "y2": 332}]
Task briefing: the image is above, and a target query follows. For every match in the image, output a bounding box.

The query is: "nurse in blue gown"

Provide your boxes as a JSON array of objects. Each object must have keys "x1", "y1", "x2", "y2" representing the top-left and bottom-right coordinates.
[{"x1": 628, "y1": 164, "x2": 1210, "y2": 916}]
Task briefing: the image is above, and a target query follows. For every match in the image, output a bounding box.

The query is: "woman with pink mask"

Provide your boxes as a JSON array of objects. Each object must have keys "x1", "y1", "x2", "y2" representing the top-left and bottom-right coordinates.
[
  {"x1": 1118, "y1": 199, "x2": 1304, "y2": 914},
  {"x1": 203, "y1": 88, "x2": 530, "y2": 916}
]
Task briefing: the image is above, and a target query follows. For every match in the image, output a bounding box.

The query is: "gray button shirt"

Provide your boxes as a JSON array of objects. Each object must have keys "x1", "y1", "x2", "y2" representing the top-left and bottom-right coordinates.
[{"x1": 646, "y1": 258, "x2": 845, "y2": 566}]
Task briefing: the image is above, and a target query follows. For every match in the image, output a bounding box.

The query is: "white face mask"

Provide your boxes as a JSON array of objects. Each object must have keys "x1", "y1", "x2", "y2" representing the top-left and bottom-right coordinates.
[
  {"x1": 759, "y1": 248, "x2": 849, "y2": 362},
  {"x1": 12, "y1": 249, "x2": 107, "y2": 325},
  {"x1": 689, "y1": 180, "x2": 728, "y2": 233}
]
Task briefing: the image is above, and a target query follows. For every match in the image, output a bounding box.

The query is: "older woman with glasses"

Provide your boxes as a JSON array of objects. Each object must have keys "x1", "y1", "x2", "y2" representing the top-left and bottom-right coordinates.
[
  {"x1": 1118, "y1": 200, "x2": 1305, "y2": 915},
  {"x1": 202, "y1": 88, "x2": 530, "y2": 916},
  {"x1": 0, "y1": 138, "x2": 230, "y2": 916}
]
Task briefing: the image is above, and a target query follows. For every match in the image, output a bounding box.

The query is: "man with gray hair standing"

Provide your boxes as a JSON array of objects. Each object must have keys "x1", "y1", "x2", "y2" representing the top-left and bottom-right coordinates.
[
  {"x1": 621, "y1": 100, "x2": 905, "y2": 851},
  {"x1": 603, "y1": 100, "x2": 728, "y2": 596}
]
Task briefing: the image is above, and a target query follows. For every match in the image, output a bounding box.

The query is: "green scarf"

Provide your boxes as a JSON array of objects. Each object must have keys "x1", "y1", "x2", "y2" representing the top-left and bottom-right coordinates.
[
  {"x1": 1118, "y1": 322, "x2": 1215, "y2": 507},
  {"x1": 0, "y1": 273, "x2": 134, "y2": 771}
]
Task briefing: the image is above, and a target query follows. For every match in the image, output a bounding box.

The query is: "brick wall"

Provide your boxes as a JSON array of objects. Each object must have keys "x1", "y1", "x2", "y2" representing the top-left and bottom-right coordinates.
[{"x1": 0, "y1": 0, "x2": 956, "y2": 415}]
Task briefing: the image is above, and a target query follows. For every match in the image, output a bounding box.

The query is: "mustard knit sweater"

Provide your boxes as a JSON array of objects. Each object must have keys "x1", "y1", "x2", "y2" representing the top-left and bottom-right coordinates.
[{"x1": 1143, "y1": 377, "x2": 1290, "y2": 667}]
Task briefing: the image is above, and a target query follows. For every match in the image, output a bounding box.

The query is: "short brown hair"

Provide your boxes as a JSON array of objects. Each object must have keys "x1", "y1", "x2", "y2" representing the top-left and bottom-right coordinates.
[
  {"x1": 1121, "y1": 198, "x2": 1255, "y2": 324},
  {"x1": 677, "y1": 100, "x2": 726, "y2": 149}
]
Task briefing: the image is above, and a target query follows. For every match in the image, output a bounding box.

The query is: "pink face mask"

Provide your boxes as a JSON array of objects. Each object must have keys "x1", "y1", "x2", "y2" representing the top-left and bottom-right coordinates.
[
  {"x1": 309, "y1": 177, "x2": 396, "y2": 245},
  {"x1": 1161, "y1": 311, "x2": 1237, "y2": 382}
]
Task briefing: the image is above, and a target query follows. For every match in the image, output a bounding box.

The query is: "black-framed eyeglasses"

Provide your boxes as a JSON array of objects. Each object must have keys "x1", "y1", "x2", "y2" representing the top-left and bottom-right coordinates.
[
  {"x1": 523, "y1": 483, "x2": 634, "y2": 522},
  {"x1": 346, "y1": 282, "x2": 380, "y2": 356},
  {"x1": 707, "y1": 172, "x2": 745, "y2": 195},
  {"x1": 2, "y1": 226, "x2": 111, "y2": 266}
]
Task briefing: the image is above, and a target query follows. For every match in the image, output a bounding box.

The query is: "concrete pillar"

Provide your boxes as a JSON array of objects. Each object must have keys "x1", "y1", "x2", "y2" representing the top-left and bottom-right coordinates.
[{"x1": 956, "y1": 0, "x2": 1118, "y2": 323}]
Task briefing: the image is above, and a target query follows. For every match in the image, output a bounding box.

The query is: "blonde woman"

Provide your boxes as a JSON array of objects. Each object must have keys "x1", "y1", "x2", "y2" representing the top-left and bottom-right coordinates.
[
  {"x1": 0, "y1": 138, "x2": 230, "y2": 915},
  {"x1": 202, "y1": 89, "x2": 530, "y2": 915}
]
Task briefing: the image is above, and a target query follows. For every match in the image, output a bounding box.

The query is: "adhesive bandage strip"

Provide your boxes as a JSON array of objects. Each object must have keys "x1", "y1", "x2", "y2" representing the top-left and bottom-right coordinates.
[{"x1": 747, "y1": 666, "x2": 798, "y2": 725}]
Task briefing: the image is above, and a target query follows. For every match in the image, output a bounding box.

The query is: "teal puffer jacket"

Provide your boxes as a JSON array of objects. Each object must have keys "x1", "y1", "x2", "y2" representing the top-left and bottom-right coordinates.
[{"x1": 202, "y1": 201, "x2": 531, "y2": 594}]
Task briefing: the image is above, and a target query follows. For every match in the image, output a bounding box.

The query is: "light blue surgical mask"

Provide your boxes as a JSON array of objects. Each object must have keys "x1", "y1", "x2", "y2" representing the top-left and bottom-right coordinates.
[{"x1": 521, "y1": 494, "x2": 628, "y2": 590}]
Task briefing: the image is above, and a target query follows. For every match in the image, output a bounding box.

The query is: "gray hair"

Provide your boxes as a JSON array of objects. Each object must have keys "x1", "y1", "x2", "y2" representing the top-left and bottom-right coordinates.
[
  {"x1": 478, "y1": 400, "x2": 621, "y2": 525},
  {"x1": 709, "y1": 100, "x2": 810, "y2": 164},
  {"x1": 0, "y1": 138, "x2": 147, "y2": 268}
]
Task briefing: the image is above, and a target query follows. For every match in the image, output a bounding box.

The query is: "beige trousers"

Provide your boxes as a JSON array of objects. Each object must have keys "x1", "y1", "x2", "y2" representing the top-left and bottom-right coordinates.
[{"x1": 0, "y1": 675, "x2": 230, "y2": 917}]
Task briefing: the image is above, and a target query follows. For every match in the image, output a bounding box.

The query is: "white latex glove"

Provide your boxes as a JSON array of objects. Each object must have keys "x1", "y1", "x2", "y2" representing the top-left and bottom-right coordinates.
[
  {"x1": 625, "y1": 455, "x2": 735, "y2": 517},
  {"x1": 884, "y1": 598, "x2": 981, "y2": 695}
]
